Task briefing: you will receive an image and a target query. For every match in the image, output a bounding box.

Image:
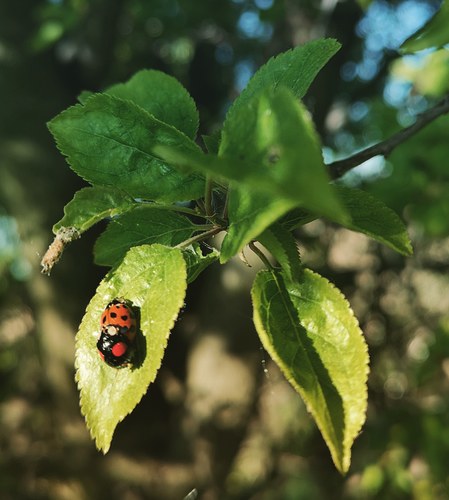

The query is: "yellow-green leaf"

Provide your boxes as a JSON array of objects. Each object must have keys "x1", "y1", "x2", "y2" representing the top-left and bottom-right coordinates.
[
  {"x1": 251, "y1": 269, "x2": 369, "y2": 473},
  {"x1": 53, "y1": 186, "x2": 136, "y2": 234},
  {"x1": 76, "y1": 244, "x2": 187, "y2": 452}
]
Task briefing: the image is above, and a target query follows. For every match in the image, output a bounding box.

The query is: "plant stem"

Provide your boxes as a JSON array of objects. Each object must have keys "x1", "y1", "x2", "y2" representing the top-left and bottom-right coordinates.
[
  {"x1": 205, "y1": 176, "x2": 213, "y2": 217},
  {"x1": 194, "y1": 224, "x2": 217, "y2": 231},
  {"x1": 249, "y1": 241, "x2": 274, "y2": 269},
  {"x1": 176, "y1": 226, "x2": 223, "y2": 249},
  {"x1": 222, "y1": 188, "x2": 230, "y2": 221},
  {"x1": 327, "y1": 93, "x2": 449, "y2": 179}
]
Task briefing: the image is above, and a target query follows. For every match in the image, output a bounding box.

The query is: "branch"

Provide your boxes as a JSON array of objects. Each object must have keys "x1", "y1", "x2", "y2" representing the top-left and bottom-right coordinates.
[
  {"x1": 327, "y1": 94, "x2": 449, "y2": 179},
  {"x1": 175, "y1": 226, "x2": 223, "y2": 249}
]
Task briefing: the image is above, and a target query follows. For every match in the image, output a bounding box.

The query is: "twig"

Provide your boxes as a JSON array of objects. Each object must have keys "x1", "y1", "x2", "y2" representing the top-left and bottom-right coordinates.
[
  {"x1": 222, "y1": 189, "x2": 229, "y2": 221},
  {"x1": 249, "y1": 242, "x2": 273, "y2": 269},
  {"x1": 204, "y1": 176, "x2": 213, "y2": 217},
  {"x1": 327, "y1": 94, "x2": 449, "y2": 179},
  {"x1": 175, "y1": 226, "x2": 223, "y2": 249}
]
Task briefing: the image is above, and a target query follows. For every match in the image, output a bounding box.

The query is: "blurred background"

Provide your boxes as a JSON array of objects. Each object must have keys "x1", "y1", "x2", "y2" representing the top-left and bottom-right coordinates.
[{"x1": 1, "y1": 0, "x2": 449, "y2": 498}]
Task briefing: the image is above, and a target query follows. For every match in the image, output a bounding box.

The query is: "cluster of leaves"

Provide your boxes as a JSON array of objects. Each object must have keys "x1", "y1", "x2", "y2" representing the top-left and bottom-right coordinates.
[{"x1": 47, "y1": 38, "x2": 413, "y2": 473}]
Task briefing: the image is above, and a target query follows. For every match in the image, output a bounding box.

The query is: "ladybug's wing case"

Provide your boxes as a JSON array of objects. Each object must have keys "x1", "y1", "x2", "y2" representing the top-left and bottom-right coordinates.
[
  {"x1": 101, "y1": 300, "x2": 136, "y2": 332},
  {"x1": 97, "y1": 330, "x2": 134, "y2": 368}
]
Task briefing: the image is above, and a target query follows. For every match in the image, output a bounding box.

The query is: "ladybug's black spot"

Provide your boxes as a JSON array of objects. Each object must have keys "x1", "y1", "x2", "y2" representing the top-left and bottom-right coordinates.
[
  {"x1": 121, "y1": 315, "x2": 128, "y2": 321},
  {"x1": 102, "y1": 316, "x2": 106, "y2": 323},
  {"x1": 110, "y1": 312, "x2": 117, "y2": 318}
]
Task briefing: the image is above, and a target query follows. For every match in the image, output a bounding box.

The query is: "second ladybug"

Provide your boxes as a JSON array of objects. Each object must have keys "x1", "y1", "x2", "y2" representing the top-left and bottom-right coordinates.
[
  {"x1": 97, "y1": 299, "x2": 137, "y2": 368},
  {"x1": 101, "y1": 298, "x2": 136, "y2": 335}
]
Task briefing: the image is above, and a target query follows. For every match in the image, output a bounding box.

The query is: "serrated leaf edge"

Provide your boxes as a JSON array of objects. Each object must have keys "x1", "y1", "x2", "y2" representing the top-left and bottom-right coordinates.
[
  {"x1": 47, "y1": 93, "x2": 204, "y2": 199},
  {"x1": 75, "y1": 245, "x2": 187, "y2": 452}
]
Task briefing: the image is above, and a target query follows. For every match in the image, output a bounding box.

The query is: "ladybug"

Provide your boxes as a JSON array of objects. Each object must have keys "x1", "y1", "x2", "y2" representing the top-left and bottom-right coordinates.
[
  {"x1": 100, "y1": 298, "x2": 136, "y2": 337},
  {"x1": 97, "y1": 328, "x2": 133, "y2": 367},
  {"x1": 97, "y1": 299, "x2": 137, "y2": 368}
]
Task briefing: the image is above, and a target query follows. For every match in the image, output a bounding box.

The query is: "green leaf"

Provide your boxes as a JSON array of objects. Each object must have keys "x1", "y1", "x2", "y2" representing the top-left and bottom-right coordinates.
[
  {"x1": 216, "y1": 85, "x2": 347, "y2": 262},
  {"x1": 78, "y1": 90, "x2": 94, "y2": 104},
  {"x1": 257, "y1": 223, "x2": 302, "y2": 282},
  {"x1": 156, "y1": 87, "x2": 346, "y2": 220},
  {"x1": 221, "y1": 38, "x2": 341, "y2": 146},
  {"x1": 282, "y1": 186, "x2": 413, "y2": 256},
  {"x1": 220, "y1": 187, "x2": 295, "y2": 263},
  {"x1": 335, "y1": 186, "x2": 413, "y2": 256},
  {"x1": 106, "y1": 69, "x2": 199, "y2": 139},
  {"x1": 182, "y1": 244, "x2": 219, "y2": 283},
  {"x1": 251, "y1": 269, "x2": 369, "y2": 473},
  {"x1": 355, "y1": 0, "x2": 373, "y2": 8},
  {"x1": 226, "y1": 87, "x2": 343, "y2": 212},
  {"x1": 48, "y1": 93, "x2": 204, "y2": 203},
  {"x1": 53, "y1": 186, "x2": 136, "y2": 234},
  {"x1": 202, "y1": 130, "x2": 221, "y2": 154},
  {"x1": 94, "y1": 205, "x2": 197, "y2": 267},
  {"x1": 280, "y1": 207, "x2": 316, "y2": 230},
  {"x1": 221, "y1": 86, "x2": 345, "y2": 218},
  {"x1": 76, "y1": 244, "x2": 187, "y2": 453},
  {"x1": 401, "y1": 1, "x2": 449, "y2": 53}
]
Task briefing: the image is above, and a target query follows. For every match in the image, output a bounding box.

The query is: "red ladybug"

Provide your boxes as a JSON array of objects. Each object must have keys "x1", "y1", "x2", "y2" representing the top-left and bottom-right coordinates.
[
  {"x1": 97, "y1": 299, "x2": 137, "y2": 368},
  {"x1": 100, "y1": 298, "x2": 136, "y2": 338}
]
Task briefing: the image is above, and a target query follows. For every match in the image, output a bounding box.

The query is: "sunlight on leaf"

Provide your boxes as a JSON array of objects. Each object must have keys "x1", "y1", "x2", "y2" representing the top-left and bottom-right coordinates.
[
  {"x1": 53, "y1": 186, "x2": 136, "y2": 234},
  {"x1": 76, "y1": 244, "x2": 187, "y2": 453},
  {"x1": 252, "y1": 268, "x2": 369, "y2": 473}
]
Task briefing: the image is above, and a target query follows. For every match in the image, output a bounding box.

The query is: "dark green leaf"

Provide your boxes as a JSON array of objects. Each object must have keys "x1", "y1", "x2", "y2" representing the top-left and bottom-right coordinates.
[
  {"x1": 221, "y1": 86, "x2": 346, "y2": 218},
  {"x1": 282, "y1": 186, "x2": 413, "y2": 256},
  {"x1": 335, "y1": 186, "x2": 413, "y2": 256},
  {"x1": 48, "y1": 93, "x2": 204, "y2": 203},
  {"x1": 182, "y1": 244, "x2": 219, "y2": 283},
  {"x1": 155, "y1": 87, "x2": 346, "y2": 222},
  {"x1": 280, "y1": 207, "x2": 316, "y2": 230},
  {"x1": 78, "y1": 90, "x2": 94, "y2": 104},
  {"x1": 257, "y1": 223, "x2": 302, "y2": 282},
  {"x1": 221, "y1": 38, "x2": 341, "y2": 146},
  {"x1": 53, "y1": 186, "x2": 136, "y2": 234},
  {"x1": 216, "y1": 85, "x2": 347, "y2": 262},
  {"x1": 106, "y1": 69, "x2": 199, "y2": 139},
  {"x1": 202, "y1": 130, "x2": 221, "y2": 154},
  {"x1": 220, "y1": 187, "x2": 295, "y2": 263},
  {"x1": 94, "y1": 205, "x2": 197, "y2": 266},
  {"x1": 251, "y1": 269, "x2": 369, "y2": 473},
  {"x1": 76, "y1": 244, "x2": 187, "y2": 452}
]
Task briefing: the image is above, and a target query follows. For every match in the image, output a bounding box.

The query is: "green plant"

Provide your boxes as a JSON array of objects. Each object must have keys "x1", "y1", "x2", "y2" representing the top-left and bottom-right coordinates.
[{"x1": 42, "y1": 38, "x2": 415, "y2": 474}]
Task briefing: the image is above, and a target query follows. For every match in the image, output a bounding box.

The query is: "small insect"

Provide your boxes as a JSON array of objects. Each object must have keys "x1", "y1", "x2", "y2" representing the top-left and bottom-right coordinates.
[{"x1": 97, "y1": 299, "x2": 137, "y2": 368}]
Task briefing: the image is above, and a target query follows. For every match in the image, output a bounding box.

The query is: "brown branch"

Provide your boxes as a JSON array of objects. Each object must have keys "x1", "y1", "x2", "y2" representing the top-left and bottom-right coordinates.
[{"x1": 327, "y1": 94, "x2": 449, "y2": 180}]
